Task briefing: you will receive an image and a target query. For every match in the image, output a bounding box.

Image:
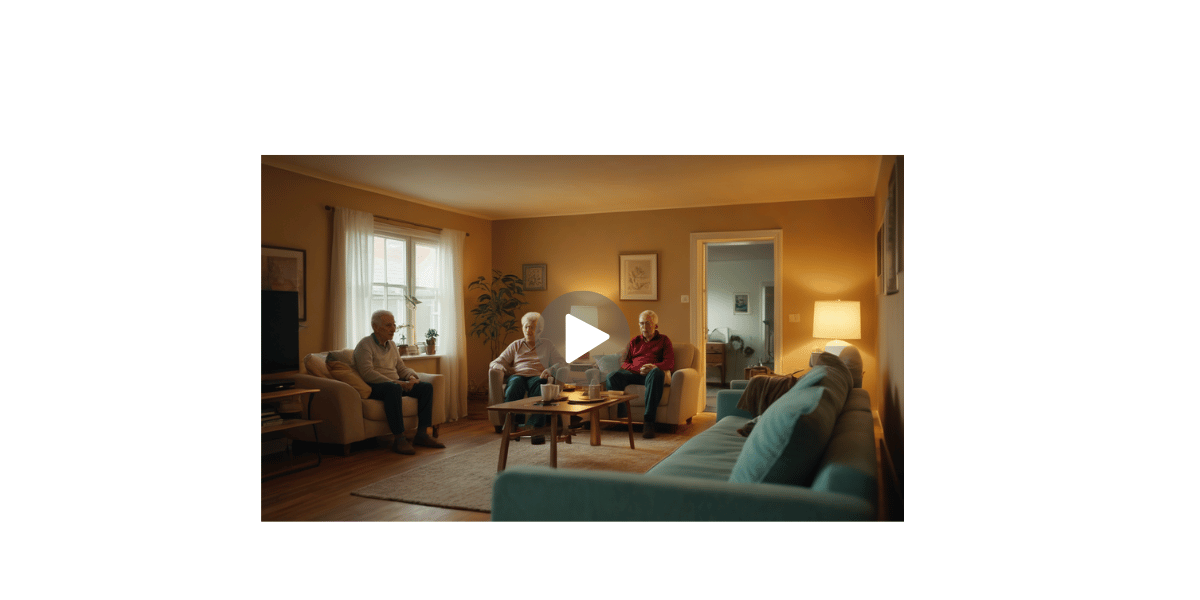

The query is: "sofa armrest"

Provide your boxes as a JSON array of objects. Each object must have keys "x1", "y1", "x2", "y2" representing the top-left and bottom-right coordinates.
[
  {"x1": 491, "y1": 467, "x2": 875, "y2": 521},
  {"x1": 716, "y1": 388, "x2": 752, "y2": 421},
  {"x1": 416, "y1": 372, "x2": 446, "y2": 426},
  {"x1": 285, "y1": 373, "x2": 366, "y2": 445},
  {"x1": 729, "y1": 379, "x2": 749, "y2": 390}
]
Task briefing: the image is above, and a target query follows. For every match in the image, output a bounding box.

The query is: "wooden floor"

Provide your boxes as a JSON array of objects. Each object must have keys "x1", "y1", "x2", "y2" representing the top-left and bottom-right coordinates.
[{"x1": 261, "y1": 399, "x2": 716, "y2": 521}]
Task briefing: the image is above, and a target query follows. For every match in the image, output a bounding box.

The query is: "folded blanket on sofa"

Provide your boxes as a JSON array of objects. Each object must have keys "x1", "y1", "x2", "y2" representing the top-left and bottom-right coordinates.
[{"x1": 734, "y1": 373, "x2": 799, "y2": 435}]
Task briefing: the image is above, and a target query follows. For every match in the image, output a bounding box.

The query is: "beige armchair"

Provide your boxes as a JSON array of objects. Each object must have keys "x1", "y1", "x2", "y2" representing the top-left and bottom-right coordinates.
[
  {"x1": 586, "y1": 342, "x2": 701, "y2": 431},
  {"x1": 268, "y1": 349, "x2": 447, "y2": 455}
]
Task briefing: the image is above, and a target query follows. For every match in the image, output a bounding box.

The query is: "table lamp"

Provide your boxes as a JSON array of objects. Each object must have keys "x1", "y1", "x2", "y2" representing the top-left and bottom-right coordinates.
[{"x1": 813, "y1": 300, "x2": 861, "y2": 352}]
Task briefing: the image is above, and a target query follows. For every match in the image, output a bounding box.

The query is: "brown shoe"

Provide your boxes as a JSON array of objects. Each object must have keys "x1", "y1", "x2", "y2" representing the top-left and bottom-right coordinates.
[
  {"x1": 412, "y1": 432, "x2": 445, "y2": 448},
  {"x1": 392, "y1": 435, "x2": 416, "y2": 455},
  {"x1": 642, "y1": 418, "x2": 657, "y2": 439}
]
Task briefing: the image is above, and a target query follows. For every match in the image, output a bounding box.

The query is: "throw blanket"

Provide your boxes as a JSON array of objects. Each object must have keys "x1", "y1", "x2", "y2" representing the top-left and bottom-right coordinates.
[{"x1": 735, "y1": 373, "x2": 799, "y2": 436}]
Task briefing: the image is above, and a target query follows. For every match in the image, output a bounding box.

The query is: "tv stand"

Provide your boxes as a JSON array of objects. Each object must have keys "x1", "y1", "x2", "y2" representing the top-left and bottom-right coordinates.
[{"x1": 261, "y1": 387, "x2": 322, "y2": 480}]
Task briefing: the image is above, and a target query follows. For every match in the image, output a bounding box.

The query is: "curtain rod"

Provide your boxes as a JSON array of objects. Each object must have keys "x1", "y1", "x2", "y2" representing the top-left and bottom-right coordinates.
[{"x1": 324, "y1": 205, "x2": 468, "y2": 236}]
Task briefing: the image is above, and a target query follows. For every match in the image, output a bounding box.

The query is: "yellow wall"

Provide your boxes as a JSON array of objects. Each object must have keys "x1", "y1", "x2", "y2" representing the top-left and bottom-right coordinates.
[
  {"x1": 260, "y1": 165, "x2": 494, "y2": 385},
  {"x1": 874, "y1": 156, "x2": 904, "y2": 499},
  {"x1": 262, "y1": 163, "x2": 886, "y2": 409},
  {"x1": 491, "y1": 197, "x2": 880, "y2": 405}
]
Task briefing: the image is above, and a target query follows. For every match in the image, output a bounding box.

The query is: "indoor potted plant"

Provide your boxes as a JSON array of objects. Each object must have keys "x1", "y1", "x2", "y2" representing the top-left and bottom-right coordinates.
[
  {"x1": 469, "y1": 269, "x2": 528, "y2": 358},
  {"x1": 425, "y1": 328, "x2": 438, "y2": 355}
]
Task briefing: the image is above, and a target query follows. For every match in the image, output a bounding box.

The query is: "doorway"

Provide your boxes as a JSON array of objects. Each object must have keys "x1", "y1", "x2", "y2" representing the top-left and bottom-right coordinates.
[{"x1": 689, "y1": 230, "x2": 782, "y2": 413}]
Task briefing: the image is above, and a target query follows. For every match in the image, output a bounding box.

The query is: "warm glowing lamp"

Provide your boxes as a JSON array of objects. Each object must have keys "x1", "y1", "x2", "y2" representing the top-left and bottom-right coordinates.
[{"x1": 813, "y1": 300, "x2": 861, "y2": 352}]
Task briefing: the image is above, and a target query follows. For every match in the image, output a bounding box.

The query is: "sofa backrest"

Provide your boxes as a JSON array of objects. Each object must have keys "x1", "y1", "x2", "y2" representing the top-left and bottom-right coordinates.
[{"x1": 809, "y1": 388, "x2": 877, "y2": 506}]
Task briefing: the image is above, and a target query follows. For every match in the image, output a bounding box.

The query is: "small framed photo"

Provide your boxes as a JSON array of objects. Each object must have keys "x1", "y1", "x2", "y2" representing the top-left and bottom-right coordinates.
[
  {"x1": 733, "y1": 292, "x2": 749, "y2": 314},
  {"x1": 619, "y1": 252, "x2": 658, "y2": 301},
  {"x1": 262, "y1": 245, "x2": 306, "y2": 321},
  {"x1": 522, "y1": 263, "x2": 547, "y2": 291}
]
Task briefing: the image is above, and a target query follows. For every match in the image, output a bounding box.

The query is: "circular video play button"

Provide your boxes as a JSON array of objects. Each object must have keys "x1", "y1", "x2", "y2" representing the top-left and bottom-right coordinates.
[{"x1": 538, "y1": 291, "x2": 631, "y2": 365}]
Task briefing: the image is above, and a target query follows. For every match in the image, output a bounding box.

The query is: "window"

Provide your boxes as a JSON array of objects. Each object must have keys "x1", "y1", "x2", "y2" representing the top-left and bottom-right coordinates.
[{"x1": 372, "y1": 223, "x2": 442, "y2": 348}]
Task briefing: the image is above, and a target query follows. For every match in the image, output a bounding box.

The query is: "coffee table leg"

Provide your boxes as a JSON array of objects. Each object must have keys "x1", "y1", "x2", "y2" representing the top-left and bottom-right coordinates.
[
  {"x1": 550, "y1": 416, "x2": 558, "y2": 468},
  {"x1": 498, "y1": 413, "x2": 514, "y2": 472},
  {"x1": 590, "y1": 410, "x2": 601, "y2": 446},
  {"x1": 625, "y1": 401, "x2": 635, "y2": 449}
]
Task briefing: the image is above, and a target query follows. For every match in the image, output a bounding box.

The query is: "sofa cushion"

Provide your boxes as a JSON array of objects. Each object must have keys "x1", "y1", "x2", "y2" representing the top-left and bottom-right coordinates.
[
  {"x1": 595, "y1": 353, "x2": 620, "y2": 375},
  {"x1": 304, "y1": 352, "x2": 331, "y2": 379},
  {"x1": 327, "y1": 349, "x2": 355, "y2": 365},
  {"x1": 647, "y1": 415, "x2": 750, "y2": 481},
  {"x1": 327, "y1": 360, "x2": 372, "y2": 399},
  {"x1": 727, "y1": 362, "x2": 854, "y2": 486}
]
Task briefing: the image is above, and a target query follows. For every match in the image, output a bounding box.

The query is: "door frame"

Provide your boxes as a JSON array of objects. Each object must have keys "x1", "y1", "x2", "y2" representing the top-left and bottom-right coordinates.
[{"x1": 689, "y1": 229, "x2": 783, "y2": 414}]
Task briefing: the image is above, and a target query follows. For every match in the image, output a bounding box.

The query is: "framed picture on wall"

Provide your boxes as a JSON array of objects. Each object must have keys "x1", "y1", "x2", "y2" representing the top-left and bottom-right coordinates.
[
  {"x1": 522, "y1": 263, "x2": 547, "y2": 291},
  {"x1": 262, "y1": 245, "x2": 306, "y2": 321},
  {"x1": 619, "y1": 252, "x2": 658, "y2": 301},
  {"x1": 884, "y1": 157, "x2": 902, "y2": 295},
  {"x1": 733, "y1": 292, "x2": 749, "y2": 314}
]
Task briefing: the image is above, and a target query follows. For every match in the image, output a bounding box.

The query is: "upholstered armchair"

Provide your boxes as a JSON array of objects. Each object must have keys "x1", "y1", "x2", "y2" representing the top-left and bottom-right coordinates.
[
  {"x1": 272, "y1": 349, "x2": 447, "y2": 455},
  {"x1": 584, "y1": 342, "x2": 701, "y2": 430}
]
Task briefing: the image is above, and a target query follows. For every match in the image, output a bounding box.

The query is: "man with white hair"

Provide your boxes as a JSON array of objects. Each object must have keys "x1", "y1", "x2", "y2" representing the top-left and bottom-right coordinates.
[
  {"x1": 354, "y1": 310, "x2": 444, "y2": 455},
  {"x1": 606, "y1": 310, "x2": 675, "y2": 438},
  {"x1": 490, "y1": 311, "x2": 566, "y2": 444}
]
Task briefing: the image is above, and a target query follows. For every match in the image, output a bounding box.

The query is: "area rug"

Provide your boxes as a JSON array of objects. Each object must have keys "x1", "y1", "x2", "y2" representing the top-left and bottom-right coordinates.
[{"x1": 351, "y1": 429, "x2": 688, "y2": 513}]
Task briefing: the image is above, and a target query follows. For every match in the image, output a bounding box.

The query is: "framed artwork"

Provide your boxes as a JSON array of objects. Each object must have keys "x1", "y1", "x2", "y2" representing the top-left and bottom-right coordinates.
[
  {"x1": 262, "y1": 245, "x2": 306, "y2": 321},
  {"x1": 733, "y1": 292, "x2": 749, "y2": 314},
  {"x1": 619, "y1": 252, "x2": 658, "y2": 301},
  {"x1": 884, "y1": 156, "x2": 903, "y2": 295},
  {"x1": 876, "y1": 225, "x2": 884, "y2": 295},
  {"x1": 523, "y1": 263, "x2": 547, "y2": 291}
]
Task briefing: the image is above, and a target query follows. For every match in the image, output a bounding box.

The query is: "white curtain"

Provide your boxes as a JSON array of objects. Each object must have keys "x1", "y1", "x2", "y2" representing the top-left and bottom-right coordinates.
[
  {"x1": 331, "y1": 207, "x2": 374, "y2": 350},
  {"x1": 439, "y1": 228, "x2": 468, "y2": 421}
]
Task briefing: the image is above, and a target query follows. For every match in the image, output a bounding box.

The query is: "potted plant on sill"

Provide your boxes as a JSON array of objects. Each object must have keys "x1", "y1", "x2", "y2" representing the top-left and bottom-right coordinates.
[{"x1": 425, "y1": 328, "x2": 438, "y2": 355}]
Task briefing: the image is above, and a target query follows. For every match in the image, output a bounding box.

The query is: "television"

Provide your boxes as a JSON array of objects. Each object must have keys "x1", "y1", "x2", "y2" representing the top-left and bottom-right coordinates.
[{"x1": 261, "y1": 290, "x2": 300, "y2": 374}]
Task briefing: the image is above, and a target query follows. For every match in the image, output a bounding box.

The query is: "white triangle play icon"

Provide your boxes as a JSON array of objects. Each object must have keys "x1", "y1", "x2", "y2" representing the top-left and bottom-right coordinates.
[{"x1": 565, "y1": 314, "x2": 610, "y2": 363}]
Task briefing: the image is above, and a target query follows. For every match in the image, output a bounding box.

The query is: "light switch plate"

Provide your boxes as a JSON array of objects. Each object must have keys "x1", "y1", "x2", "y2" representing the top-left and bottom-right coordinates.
[
  {"x1": 789, "y1": 314, "x2": 800, "y2": 322},
  {"x1": 681, "y1": 295, "x2": 689, "y2": 303}
]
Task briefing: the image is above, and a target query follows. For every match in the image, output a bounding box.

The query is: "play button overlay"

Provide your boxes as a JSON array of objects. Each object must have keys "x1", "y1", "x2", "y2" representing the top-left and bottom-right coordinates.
[
  {"x1": 565, "y1": 314, "x2": 610, "y2": 363},
  {"x1": 539, "y1": 291, "x2": 631, "y2": 371}
]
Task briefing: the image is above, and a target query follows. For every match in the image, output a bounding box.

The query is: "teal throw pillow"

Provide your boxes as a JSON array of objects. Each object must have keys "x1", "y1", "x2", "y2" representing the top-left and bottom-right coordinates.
[
  {"x1": 728, "y1": 363, "x2": 854, "y2": 486},
  {"x1": 595, "y1": 354, "x2": 621, "y2": 375}
]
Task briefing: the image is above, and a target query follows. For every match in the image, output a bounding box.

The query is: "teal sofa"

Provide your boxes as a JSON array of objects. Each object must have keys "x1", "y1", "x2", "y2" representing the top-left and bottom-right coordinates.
[{"x1": 491, "y1": 353, "x2": 877, "y2": 521}]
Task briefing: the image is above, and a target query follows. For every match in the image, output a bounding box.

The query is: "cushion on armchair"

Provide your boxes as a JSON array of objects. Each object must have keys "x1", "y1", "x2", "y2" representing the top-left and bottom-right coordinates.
[
  {"x1": 728, "y1": 359, "x2": 854, "y2": 486},
  {"x1": 304, "y1": 352, "x2": 331, "y2": 379},
  {"x1": 594, "y1": 354, "x2": 621, "y2": 376},
  {"x1": 327, "y1": 360, "x2": 372, "y2": 399}
]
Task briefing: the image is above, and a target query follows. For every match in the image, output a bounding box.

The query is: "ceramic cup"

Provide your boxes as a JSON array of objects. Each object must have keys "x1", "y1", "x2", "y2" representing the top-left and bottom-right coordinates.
[
  {"x1": 541, "y1": 383, "x2": 560, "y2": 401},
  {"x1": 588, "y1": 383, "x2": 602, "y2": 399}
]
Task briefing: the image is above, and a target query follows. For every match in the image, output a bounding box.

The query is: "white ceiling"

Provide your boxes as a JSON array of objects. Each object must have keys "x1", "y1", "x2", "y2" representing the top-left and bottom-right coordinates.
[{"x1": 261, "y1": 155, "x2": 882, "y2": 221}]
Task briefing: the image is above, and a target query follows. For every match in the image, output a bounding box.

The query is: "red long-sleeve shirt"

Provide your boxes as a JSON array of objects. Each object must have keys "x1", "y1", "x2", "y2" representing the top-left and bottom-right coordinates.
[{"x1": 621, "y1": 333, "x2": 675, "y2": 373}]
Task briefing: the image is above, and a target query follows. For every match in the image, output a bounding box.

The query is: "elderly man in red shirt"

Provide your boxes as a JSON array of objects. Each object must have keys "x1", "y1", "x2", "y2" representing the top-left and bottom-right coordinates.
[{"x1": 606, "y1": 310, "x2": 675, "y2": 439}]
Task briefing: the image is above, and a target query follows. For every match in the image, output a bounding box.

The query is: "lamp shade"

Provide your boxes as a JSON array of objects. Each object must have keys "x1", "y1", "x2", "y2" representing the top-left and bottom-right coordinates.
[{"x1": 813, "y1": 300, "x2": 861, "y2": 340}]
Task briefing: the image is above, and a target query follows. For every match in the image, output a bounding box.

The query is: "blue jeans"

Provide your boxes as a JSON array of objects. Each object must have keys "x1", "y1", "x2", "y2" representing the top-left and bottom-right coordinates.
[
  {"x1": 606, "y1": 367, "x2": 665, "y2": 421},
  {"x1": 505, "y1": 374, "x2": 547, "y2": 428},
  {"x1": 368, "y1": 380, "x2": 434, "y2": 434}
]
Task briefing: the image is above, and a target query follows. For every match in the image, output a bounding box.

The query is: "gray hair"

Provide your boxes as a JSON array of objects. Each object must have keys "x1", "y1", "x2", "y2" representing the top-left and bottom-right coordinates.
[
  {"x1": 371, "y1": 310, "x2": 394, "y2": 328},
  {"x1": 521, "y1": 311, "x2": 544, "y2": 335},
  {"x1": 638, "y1": 310, "x2": 659, "y2": 326}
]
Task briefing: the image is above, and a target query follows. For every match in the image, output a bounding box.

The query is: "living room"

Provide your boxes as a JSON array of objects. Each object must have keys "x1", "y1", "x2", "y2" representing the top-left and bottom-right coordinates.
[{"x1": 261, "y1": 155, "x2": 904, "y2": 523}]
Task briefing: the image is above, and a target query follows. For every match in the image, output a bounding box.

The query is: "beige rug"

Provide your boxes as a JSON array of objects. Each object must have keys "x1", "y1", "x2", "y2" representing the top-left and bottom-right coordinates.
[{"x1": 351, "y1": 429, "x2": 688, "y2": 513}]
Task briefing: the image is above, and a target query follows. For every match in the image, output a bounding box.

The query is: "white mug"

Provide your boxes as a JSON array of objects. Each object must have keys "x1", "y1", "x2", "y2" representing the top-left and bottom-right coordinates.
[
  {"x1": 541, "y1": 383, "x2": 560, "y2": 400},
  {"x1": 588, "y1": 383, "x2": 602, "y2": 399}
]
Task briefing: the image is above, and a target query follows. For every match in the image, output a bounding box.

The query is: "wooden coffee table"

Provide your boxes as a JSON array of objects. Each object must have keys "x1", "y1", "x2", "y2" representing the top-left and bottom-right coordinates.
[{"x1": 487, "y1": 390, "x2": 637, "y2": 471}]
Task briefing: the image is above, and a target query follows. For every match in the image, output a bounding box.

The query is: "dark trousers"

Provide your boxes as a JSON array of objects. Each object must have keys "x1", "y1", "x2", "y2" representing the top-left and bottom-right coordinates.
[
  {"x1": 368, "y1": 380, "x2": 434, "y2": 435},
  {"x1": 606, "y1": 367, "x2": 665, "y2": 421},
  {"x1": 505, "y1": 374, "x2": 547, "y2": 428}
]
